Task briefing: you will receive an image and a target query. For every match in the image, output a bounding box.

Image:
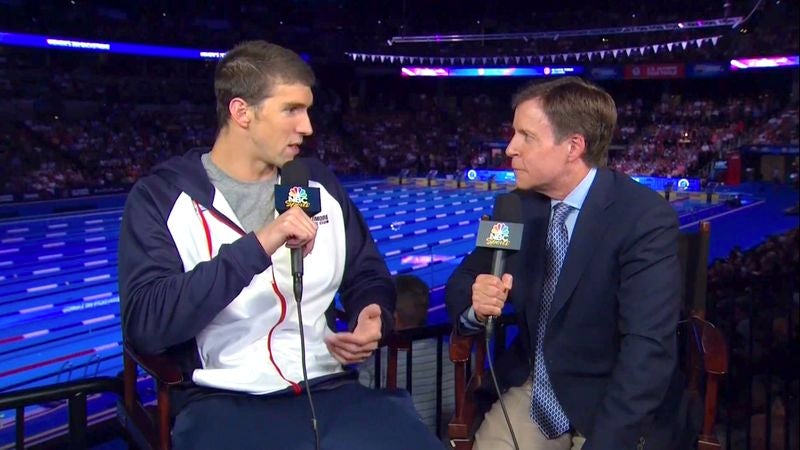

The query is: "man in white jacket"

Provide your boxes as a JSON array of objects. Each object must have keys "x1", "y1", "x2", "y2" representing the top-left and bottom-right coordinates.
[{"x1": 118, "y1": 40, "x2": 440, "y2": 450}]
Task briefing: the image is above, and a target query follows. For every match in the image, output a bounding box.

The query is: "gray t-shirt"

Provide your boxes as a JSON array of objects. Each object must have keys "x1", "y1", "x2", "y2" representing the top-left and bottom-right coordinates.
[{"x1": 201, "y1": 153, "x2": 276, "y2": 233}]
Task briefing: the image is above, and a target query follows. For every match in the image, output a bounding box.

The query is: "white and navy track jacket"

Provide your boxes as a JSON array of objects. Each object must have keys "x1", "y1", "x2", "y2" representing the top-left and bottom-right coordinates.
[{"x1": 118, "y1": 148, "x2": 395, "y2": 395}]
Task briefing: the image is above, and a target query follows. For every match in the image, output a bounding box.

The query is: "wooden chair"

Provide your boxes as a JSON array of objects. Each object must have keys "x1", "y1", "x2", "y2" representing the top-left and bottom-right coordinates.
[
  {"x1": 447, "y1": 318, "x2": 729, "y2": 449},
  {"x1": 446, "y1": 319, "x2": 508, "y2": 450},
  {"x1": 447, "y1": 221, "x2": 726, "y2": 449},
  {"x1": 682, "y1": 316, "x2": 729, "y2": 450},
  {"x1": 115, "y1": 307, "x2": 353, "y2": 449},
  {"x1": 117, "y1": 344, "x2": 183, "y2": 450},
  {"x1": 116, "y1": 322, "x2": 435, "y2": 449},
  {"x1": 448, "y1": 330, "x2": 486, "y2": 450}
]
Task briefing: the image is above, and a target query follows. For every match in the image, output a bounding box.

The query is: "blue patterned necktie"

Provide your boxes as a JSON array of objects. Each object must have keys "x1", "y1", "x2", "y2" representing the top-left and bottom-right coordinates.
[{"x1": 531, "y1": 202, "x2": 573, "y2": 438}]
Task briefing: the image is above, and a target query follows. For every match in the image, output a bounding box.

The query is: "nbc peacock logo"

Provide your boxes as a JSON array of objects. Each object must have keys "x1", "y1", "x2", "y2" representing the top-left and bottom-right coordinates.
[
  {"x1": 285, "y1": 186, "x2": 311, "y2": 209},
  {"x1": 486, "y1": 222, "x2": 511, "y2": 247}
]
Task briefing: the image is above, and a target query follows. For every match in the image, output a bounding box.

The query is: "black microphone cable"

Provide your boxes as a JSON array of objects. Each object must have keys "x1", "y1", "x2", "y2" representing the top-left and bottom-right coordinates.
[
  {"x1": 484, "y1": 316, "x2": 520, "y2": 450},
  {"x1": 280, "y1": 159, "x2": 322, "y2": 450},
  {"x1": 293, "y1": 275, "x2": 321, "y2": 450}
]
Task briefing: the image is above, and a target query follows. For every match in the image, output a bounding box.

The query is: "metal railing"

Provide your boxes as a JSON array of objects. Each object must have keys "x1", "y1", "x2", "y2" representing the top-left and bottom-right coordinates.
[{"x1": 709, "y1": 271, "x2": 798, "y2": 449}]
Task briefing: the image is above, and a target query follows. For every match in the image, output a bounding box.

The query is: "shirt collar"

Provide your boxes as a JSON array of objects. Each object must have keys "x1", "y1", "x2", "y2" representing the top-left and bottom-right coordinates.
[{"x1": 550, "y1": 167, "x2": 597, "y2": 212}]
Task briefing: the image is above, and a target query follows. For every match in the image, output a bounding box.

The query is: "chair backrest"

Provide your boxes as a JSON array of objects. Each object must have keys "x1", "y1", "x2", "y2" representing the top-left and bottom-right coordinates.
[
  {"x1": 385, "y1": 334, "x2": 411, "y2": 390},
  {"x1": 681, "y1": 316, "x2": 729, "y2": 450},
  {"x1": 678, "y1": 221, "x2": 711, "y2": 315},
  {"x1": 677, "y1": 221, "x2": 728, "y2": 448},
  {"x1": 385, "y1": 274, "x2": 431, "y2": 390}
]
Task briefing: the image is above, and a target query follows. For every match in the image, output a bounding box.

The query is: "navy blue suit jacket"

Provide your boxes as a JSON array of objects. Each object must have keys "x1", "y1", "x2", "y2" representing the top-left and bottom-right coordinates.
[{"x1": 446, "y1": 168, "x2": 685, "y2": 450}]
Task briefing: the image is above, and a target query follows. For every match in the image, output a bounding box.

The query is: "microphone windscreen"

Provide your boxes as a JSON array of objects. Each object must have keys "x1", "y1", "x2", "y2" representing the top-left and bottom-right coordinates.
[
  {"x1": 281, "y1": 159, "x2": 310, "y2": 187},
  {"x1": 276, "y1": 159, "x2": 321, "y2": 216},
  {"x1": 476, "y1": 193, "x2": 524, "y2": 251},
  {"x1": 492, "y1": 193, "x2": 523, "y2": 223}
]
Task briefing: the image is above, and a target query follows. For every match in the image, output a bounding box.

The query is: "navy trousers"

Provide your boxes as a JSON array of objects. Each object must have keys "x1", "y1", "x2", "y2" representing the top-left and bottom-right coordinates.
[{"x1": 171, "y1": 381, "x2": 444, "y2": 450}]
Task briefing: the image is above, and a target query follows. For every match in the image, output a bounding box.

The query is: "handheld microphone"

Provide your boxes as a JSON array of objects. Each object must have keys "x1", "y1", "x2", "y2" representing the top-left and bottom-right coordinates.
[
  {"x1": 475, "y1": 192, "x2": 524, "y2": 450},
  {"x1": 275, "y1": 158, "x2": 323, "y2": 450},
  {"x1": 275, "y1": 159, "x2": 322, "y2": 301},
  {"x1": 475, "y1": 193, "x2": 524, "y2": 333}
]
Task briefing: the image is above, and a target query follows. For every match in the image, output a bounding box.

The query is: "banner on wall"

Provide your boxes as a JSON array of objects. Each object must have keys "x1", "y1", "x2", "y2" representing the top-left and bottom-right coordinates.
[
  {"x1": 589, "y1": 66, "x2": 623, "y2": 80},
  {"x1": 624, "y1": 63, "x2": 685, "y2": 79},
  {"x1": 687, "y1": 63, "x2": 728, "y2": 78}
]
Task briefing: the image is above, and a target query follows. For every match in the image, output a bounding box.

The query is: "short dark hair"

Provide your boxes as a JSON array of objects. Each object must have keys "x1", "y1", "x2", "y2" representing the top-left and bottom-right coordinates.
[
  {"x1": 511, "y1": 76, "x2": 617, "y2": 167},
  {"x1": 394, "y1": 275, "x2": 430, "y2": 329},
  {"x1": 214, "y1": 40, "x2": 315, "y2": 129}
]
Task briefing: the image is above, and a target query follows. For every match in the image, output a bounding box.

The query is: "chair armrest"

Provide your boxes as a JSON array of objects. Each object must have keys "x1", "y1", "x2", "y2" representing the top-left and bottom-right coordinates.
[
  {"x1": 120, "y1": 344, "x2": 179, "y2": 450},
  {"x1": 449, "y1": 332, "x2": 474, "y2": 362},
  {"x1": 124, "y1": 346, "x2": 184, "y2": 386}
]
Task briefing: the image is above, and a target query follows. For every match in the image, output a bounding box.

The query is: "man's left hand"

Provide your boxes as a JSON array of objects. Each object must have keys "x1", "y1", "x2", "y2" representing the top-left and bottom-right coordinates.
[{"x1": 324, "y1": 303, "x2": 382, "y2": 365}]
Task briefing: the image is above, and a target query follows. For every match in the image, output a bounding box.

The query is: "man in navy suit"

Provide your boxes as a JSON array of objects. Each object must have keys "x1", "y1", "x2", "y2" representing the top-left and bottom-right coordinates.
[{"x1": 446, "y1": 77, "x2": 684, "y2": 450}]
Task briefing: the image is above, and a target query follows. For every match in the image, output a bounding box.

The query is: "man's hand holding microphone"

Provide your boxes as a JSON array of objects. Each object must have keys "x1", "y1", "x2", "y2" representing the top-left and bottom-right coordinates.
[{"x1": 471, "y1": 273, "x2": 514, "y2": 323}]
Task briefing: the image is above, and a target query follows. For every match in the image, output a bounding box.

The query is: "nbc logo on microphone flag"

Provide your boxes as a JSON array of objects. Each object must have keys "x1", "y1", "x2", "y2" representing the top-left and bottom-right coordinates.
[
  {"x1": 285, "y1": 186, "x2": 311, "y2": 209},
  {"x1": 486, "y1": 222, "x2": 511, "y2": 247}
]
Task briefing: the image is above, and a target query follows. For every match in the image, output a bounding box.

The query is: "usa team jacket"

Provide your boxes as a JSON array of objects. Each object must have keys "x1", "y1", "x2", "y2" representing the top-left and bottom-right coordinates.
[{"x1": 118, "y1": 148, "x2": 395, "y2": 395}]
